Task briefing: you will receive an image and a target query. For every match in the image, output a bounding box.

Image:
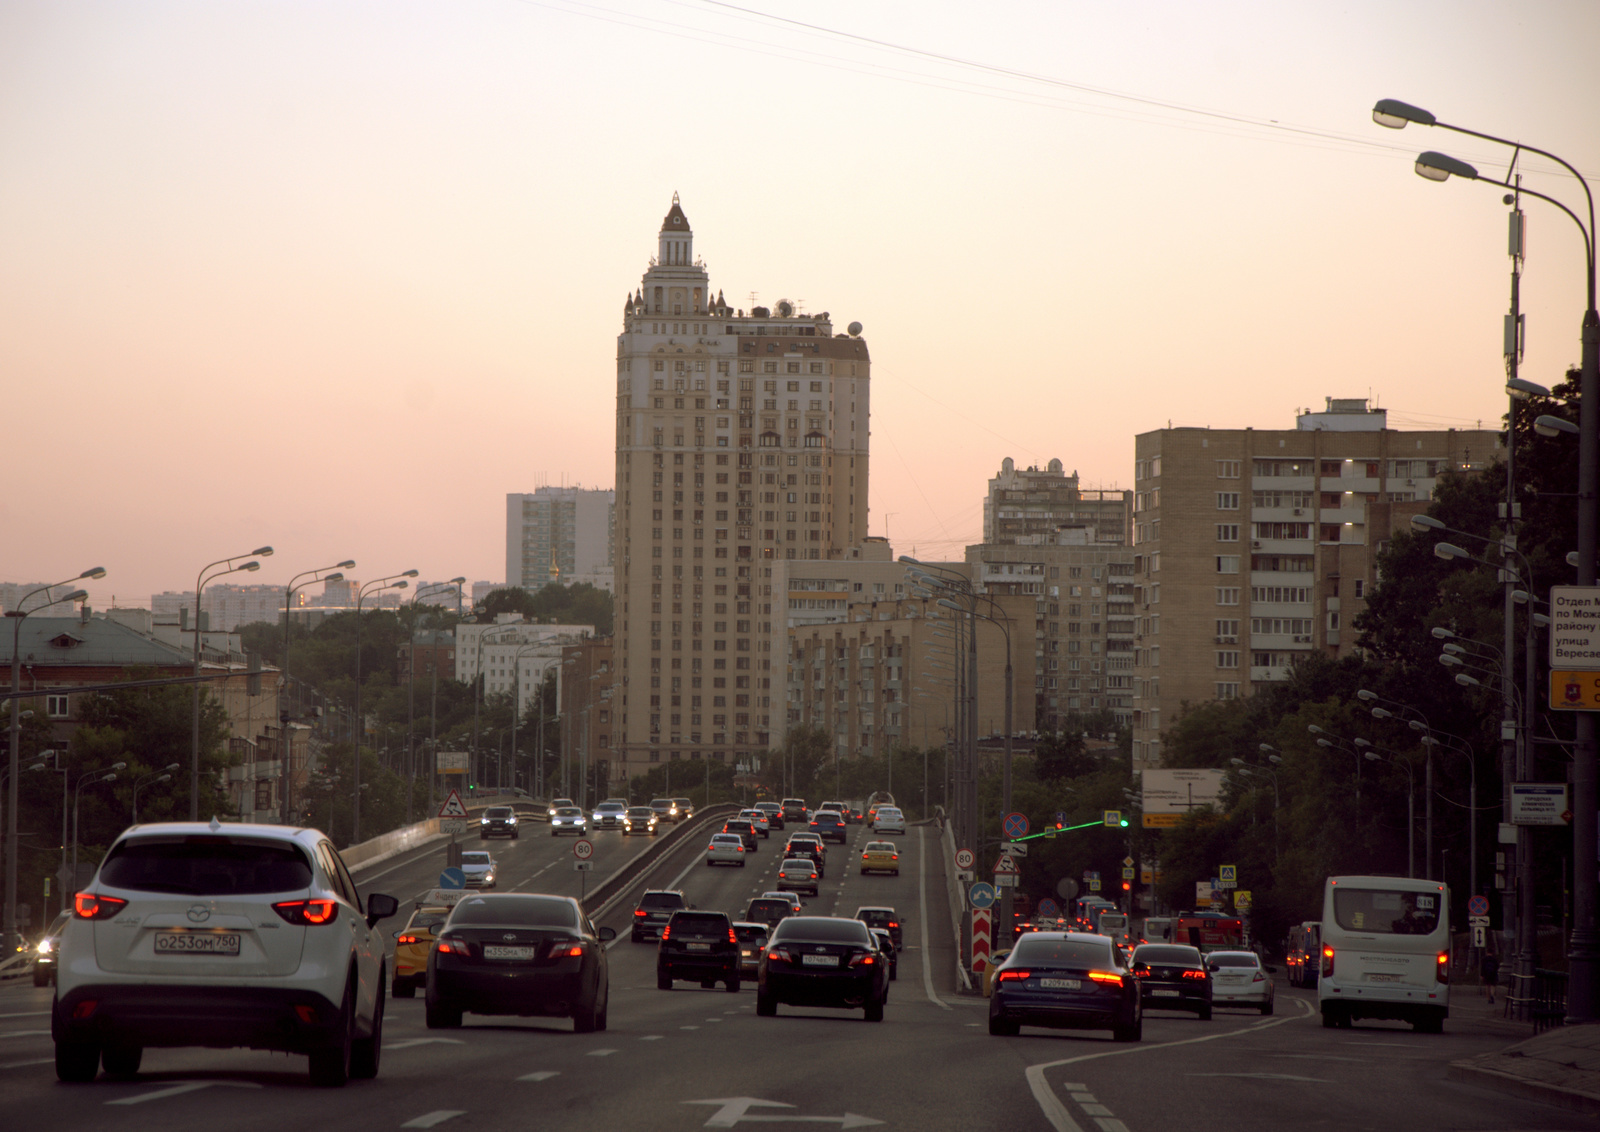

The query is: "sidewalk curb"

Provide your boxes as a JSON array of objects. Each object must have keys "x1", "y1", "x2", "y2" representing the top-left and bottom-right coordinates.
[{"x1": 1447, "y1": 1057, "x2": 1600, "y2": 1115}]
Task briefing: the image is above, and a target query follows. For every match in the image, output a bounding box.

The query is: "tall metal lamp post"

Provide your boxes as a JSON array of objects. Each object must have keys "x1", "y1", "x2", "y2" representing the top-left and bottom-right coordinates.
[
  {"x1": 1373, "y1": 95, "x2": 1597, "y2": 1023},
  {"x1": 405, "y1": 579, "x2": 464, "y2": 822},
  {"x1": 279, "y1": 561, "x2": 354, "y2": 825},
  {"x1": 352, "y1": 571, "x2": 417, "y2": 842},
  {"x1": 191, "y1": 548, "x2": 272, "y2": 821},
  {"x1": 6, "y1": 570, "x2": 102, "y2": 952}
]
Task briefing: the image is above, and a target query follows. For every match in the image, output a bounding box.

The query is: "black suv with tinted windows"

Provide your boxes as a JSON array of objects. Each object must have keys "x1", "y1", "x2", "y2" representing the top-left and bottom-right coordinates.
[
  {"x1": 723, "y1": 818, "x2": 759, "y2": 851},
  {"x1": 658, "y1": 910, "x2": 741, "y2": 992},
  {"x1": 480, "y1": 806, "x2": 519, "y2": 840},
  {"x1": 632, "y1": 889, "x2": 690, "y2": 942},
  {"x1": 784, "y1": 835, "x2": 827, "y2": 877},
  {"x1": 855, "y1": 906, "x2": 903, "y2": 950},
  {"x1": 754, "y1": 802, "x2": 784, "y2": 830},
  {"x1": 745, "y1": 896, "x2": 797, "y2": 928}
]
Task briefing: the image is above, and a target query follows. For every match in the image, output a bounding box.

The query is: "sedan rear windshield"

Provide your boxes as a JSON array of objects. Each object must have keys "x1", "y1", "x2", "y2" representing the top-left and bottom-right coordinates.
[
  {"x1": 772, "y1": 918, "x2": 872, "y2": 945},
  {"x1": 99, "y1": 837, "x2": 312, "y2": 896},
  {"x1": 1209, "y1": 953, "x2": 1260, "y2": 968},
  {"x1": 1012, "y1": 939, "x2": 1116, "y2": 968},
  {"x1": 748, "y1": 900, "x2": 790, "y2": 916},
  {"x1": 1134, "y1": 945, "x2": 1203, "y2": 965},
  {"x1": 735, "y1": 926, "x2": 768, "y2": 944},
  {"x1": 450, "y1": 896, "x2": 577, "y2": 928}
]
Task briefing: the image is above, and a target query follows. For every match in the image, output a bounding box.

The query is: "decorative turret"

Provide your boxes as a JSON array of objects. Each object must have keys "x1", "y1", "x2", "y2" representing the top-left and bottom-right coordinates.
[{"x1": 658, "y1": 191, "x2": 693, "y2": 268}]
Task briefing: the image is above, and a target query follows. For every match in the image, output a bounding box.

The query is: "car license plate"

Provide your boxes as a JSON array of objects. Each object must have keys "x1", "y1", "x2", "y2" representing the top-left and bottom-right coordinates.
[
  {"x1": 1367, "y1": 972, "x2": 1401, "y2": 983},
  {"x1": 687, "y1": 942, "x2": 711, "y2": 951},
  {"x1": 802, "y1": 954, "x2": 837, "y2": 967},
  {"x1": 155, "y1": 931, "x2": 240, "y2": 956},
  {"x1": 1040, "y1": 978, "x2": 1080, "y2": 989},
  {"x1": 483, "y1": 945, "x2": 536, "y2": 960},
  {"x1": 1152, "y1": 988, "x2": 1180, "y2": 997}
]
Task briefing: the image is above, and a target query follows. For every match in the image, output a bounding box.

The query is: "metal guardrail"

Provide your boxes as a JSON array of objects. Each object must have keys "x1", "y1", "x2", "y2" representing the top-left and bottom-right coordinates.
[{"x1": 1531, "y1": 968, "x2": 1569, "y2": 1033}]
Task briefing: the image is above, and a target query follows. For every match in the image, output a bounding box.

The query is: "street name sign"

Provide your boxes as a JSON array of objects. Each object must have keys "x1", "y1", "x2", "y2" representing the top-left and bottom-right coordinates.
[{"x1": 1550, "y1": 586, "x2": 1600, "y2": 669}]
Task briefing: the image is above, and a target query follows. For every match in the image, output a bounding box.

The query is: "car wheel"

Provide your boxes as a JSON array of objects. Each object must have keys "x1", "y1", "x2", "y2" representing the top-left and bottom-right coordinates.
[
  {"x1": 425, "y1": 997, "x2": 463, "y2": 1029},
  {"x1": 864, "y1": 998, "x2": 884, "y2": 1022},
  {"x1": 727, "y1": 975, "x2": 741, "y2": 993},
  {"x1": 33, "y1": 967, "x2": 49, "y2": 988},
  {"x1": 1113, "y1": 1008, "x2": 1142, "y2": 1043},
  {"x1": 393, "y1": 978, "x2": 416, "y2": 998},
  {"x1": 308, "y1": 976, "x2": 355, "y2": 1087},
  {"x1": 596, "y1": 985, "x2": 609, "y2": 1032},
  {"x1": 987, "y1": 1010, "x2": 1018, "y2": 1037},
  {"x1": 1260, "y1": 999, "x2": 1274, "y2": 1016},
  {"x1": 512, "y1": 832, "x2": 519, "y2": 840},
  {"x1": 573, "y1": 992, "x2": 601, "y2": 1034},
  {"x1": 658, "y1": 970, "x2": 673, "y2": 991},
  {"x1": 101, "y1": 1045, "x2": 143, "y2": 1078},
  {"x1": 55, "y1": 1038, "x2": 101, "y2": 1083},
  {"x1": 350, "y1": 970, "x2": 385, "y2": 1080},
  {"x1": 756, "y1": 990, "x2": 777, "y2": 1017},
  {"x1": 1321, "y1": 1007, "x2": 1338, "y2": 1029},
  {"x1": 739, "y1": 860, "x2": 746, "y2": 868},
  {"x1": 1198, "y1": 1004, "x2": 1212, "y2": 1021},
  {"x1": 889, "y1": 964, "x2": 897, "y2": 981},
  {"x1": 551, "y1": 830, "x2": 558, "y2": 837}
]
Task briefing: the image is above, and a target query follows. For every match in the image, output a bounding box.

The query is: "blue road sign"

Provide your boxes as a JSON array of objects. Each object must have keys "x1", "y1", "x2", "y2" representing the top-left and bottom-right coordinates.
[
  {"x1": 439, "y1": 867, "x2": 466, "y2": 890},
  {"x1": 1003, "y1": 812, "x2": 1030, "y2": 840},
  {"x1": 1038, "y1": 898, "x2": 1061, "y2": 918},
  {"x1": 1055, "y1": 811, "x2": 1068, "y2": 826},
  {"x1": 1468, "y1": 894, "x2": 1489, "y2": 916},
  {"x1": 968, "y1": 882, "x2": 997, "y2": 910}
]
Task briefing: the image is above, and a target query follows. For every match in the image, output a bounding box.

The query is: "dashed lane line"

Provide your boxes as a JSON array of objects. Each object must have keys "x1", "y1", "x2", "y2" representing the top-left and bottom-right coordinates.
[
  {"x1": 400, "y1": 1110, "x2": 466, "y2": 1128},
  {"x1": 518, "y1": 1071, "x2": 560, "y2": 1081}
]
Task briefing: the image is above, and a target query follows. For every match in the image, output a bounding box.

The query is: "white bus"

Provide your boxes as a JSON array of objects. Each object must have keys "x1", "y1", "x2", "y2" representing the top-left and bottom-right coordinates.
[{"x1": 1318, "y1": 875, "x2": 1450, "y2": 1032}]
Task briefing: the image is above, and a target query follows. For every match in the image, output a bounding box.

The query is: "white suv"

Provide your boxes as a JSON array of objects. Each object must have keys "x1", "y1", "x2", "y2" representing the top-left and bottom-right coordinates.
[{"x1": 52, "y1": 819, "x2": 398, "y2": 1086}]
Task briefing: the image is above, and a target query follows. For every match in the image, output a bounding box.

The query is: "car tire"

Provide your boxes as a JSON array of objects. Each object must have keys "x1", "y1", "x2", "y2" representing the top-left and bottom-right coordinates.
[
  {"x1": 1113, "y1": 1008, "x2": 1142, "y2": 1043},
  {"x1": 425, "y1": 997, "x2": 463, "y2": 1029},
  {"x1": 987, "y1": 1011, "x2": 1018, "y2": 1037},
  {"x1": 551, "y1": 830, "x2": 559, "y2": 837},
  {"x1": 349, "y1": 969, "x2": 385, "y2": 1080},
  {"x1": 1321, "y1": 1006, "x2": 1338, "y2": 1029},
  {"x1": 756, "y1": 991, "x2": 777, "y2": 1017},
  {"x1": 55, "y1": 1038, "x2": 100, "y2": 1083},
  {"x1": 726, "y1": 975, "x2": 740, "y2": 993},
  {"x1": 512, "y1": 832, "x2": 519, "y2": 840},
  {"x1": 308, "y1": 976, "x2": 355, "y2": 1087},
  {"x1": 1260, "y1": 999, "x2": 1274, "y2": 1016},
  {"x1": 864, "y1": 998, "x2": 884, "y2": 1022},
  {"x1": 394, "y1": 979, "x2": 416, "y2": 998},
  {"x1": 32, "y1": 967, "x2": 49, "y2": 988},
  {"x1": 657, "y1": 970, "x2": 673, "y2": 991},
  {"x1": 889, "y1": 965, "x2": 897, "y2": 981},
  {"x1": 1198, "y1": 1004, "x2": 1212, "y2": 1021},
  {"x1": 739, "y1": 860, "x2": 746, "y2": 868},
  {"x1": 101, "y1": 1045, "x2": 142, "y2": 1078}
]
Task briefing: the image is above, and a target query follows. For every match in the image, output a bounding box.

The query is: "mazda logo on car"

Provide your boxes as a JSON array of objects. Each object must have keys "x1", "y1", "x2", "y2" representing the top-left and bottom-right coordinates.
[{"x1": 187, "y1": 905, "x2": 210, "y2": 923}]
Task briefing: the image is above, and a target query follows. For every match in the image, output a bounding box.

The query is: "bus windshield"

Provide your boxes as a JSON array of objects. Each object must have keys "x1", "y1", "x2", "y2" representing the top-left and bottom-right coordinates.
[{"x1": 1332, "y1": 887, "x2": 1440, "y2": 935}]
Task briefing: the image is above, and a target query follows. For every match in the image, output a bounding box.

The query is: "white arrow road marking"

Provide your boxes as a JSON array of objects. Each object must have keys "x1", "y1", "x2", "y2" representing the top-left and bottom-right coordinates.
[
  {"x1": 401, "y1": 1110, "x2": 466, "y2": 1128},
  {"x1": 1188, "y1": 1072, "x2": 1329, "y2": 1082},
  {"x1": 518, "y1": 1071, "x2": 560, "y2": 1081},
  {"x1": 107, "y1": 1081, "x2": 263, "y2": 1106},
  {"x1": 686, "y1": 1098, "x2": 884, "y2": 1128},
  {"x1": 385, "y1": 1037, "x2": 466, "y2": 1050}
]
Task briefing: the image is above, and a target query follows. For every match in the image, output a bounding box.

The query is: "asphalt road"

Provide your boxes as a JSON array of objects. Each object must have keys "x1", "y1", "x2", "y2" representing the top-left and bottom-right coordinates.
[{"x1": 0, "y1": 818, "x2": 1589, "y2": 1131}]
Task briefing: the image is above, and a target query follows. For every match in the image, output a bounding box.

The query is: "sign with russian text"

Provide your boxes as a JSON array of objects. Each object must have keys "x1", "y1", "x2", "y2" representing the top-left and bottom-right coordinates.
[
  {"x1": 1510, "y1": 783, "x2": 1571, "y2": 826},
  {"x1": 1551, "y1": 586, "x2": 1600, "y2": 670}
]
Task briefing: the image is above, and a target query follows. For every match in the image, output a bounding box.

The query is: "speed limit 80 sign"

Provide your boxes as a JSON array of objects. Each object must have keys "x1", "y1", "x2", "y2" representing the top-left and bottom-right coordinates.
[
  {"x1": 573, "y1": 839, "x2": 594, "y2": 860},
  {"x1": 955, "y1": 848, "x2": 975, "y2": 871}
]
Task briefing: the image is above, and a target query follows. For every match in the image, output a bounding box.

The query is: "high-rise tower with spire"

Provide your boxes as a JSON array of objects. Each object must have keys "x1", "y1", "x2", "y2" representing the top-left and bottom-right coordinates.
[{"x1": 609, "y1": 196, "x2": 871, "y2": 782}]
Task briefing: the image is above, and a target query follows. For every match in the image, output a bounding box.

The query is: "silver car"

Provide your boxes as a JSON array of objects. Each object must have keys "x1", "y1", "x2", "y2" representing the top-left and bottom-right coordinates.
[
  {"x1": 1206, "y1": 950, "x2": 1276, "y2": 1014},
  {"x1": 550, "y1": 806, "x2": 587, "y2": 836},
  {"x1": 459, "y1": 851, "x2": 497, "y2": 889},
  {"x1": 871, "y1": 806, "x2": 906, "y2": 835}
]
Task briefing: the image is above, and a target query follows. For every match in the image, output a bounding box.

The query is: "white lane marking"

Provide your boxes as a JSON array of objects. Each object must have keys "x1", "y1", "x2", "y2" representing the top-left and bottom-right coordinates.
[
  {"x1": 916, "y1": 826, "x2": 948, "y2": 1010},
  {"x1": 401, "y1": 1110, "x2": 466, "y2": 1128},
  {"x1": 586, "y1": 1048, "x2": 619, "y2": 1056},
  {"x1": 1094, "y1": 1120, "x2": 1130, "y2": 1132},
  {"x1": 640, "y1": 1035, "x2": 664, "y2": 1041},
  {"x1": 385, "y1": 1037, "x2": 465, "y2": 1049},
  {"x1": 1063, "y1": 1083, "x2": 1087, "y2": 1090},
  {"x1": 0, "y1": 1030, "x2": 50, "y2": 1038},
  {"x1": 704, "y1": 1018, "x2": 723, "y2": 1023},
  {"x1": 1080, "y1": 1104, "x2": 1112, "y2": 1116},
  {"x1": 681, "y1": 1025, "x2": 700, "y2": 1030},
  {"x1": 518, "y1": 1070, "x2": 560, "y2": 1081},
  {"x1": 0, "y1": 1058, "x2": 55, "y2": 1070},
  {"x1": 107, "y1": 1081, "x2": 263, "y2": 1105},
  {"x1": 1023, "y1": 996, "x2": 1316, "y2": 1132},
  {"x1": 1070, "y1": 1093, "x2": 1097, "y2": 1102},
  {"x1": 1189, "y1": 1072, "x2": 1330, "y2": 1082},
  {"x1": 0, "y1": 1012, "x2": 49, "y2": 1018},
  {"x1": 686, "y1": 1097, "x2": 884, "y2": 1127}
]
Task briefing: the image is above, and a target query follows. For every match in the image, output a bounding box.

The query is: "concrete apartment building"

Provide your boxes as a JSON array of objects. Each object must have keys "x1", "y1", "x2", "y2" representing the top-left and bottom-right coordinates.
[
  {"x1": 609, "y1": 196, "x2": 871, "y2": 785},
  {"x1": 1128, "y1": 398, "x2": 1501, "y2": 771},
  {"x1": 455, "y1": 616, "x2": 594, "y2": 719},
  {"x1": 984, "y1": 457, "x2": 1132, "y2": 546},
  {"x1": 506, "y1": 486, "x2": 616, "y2": 594}
]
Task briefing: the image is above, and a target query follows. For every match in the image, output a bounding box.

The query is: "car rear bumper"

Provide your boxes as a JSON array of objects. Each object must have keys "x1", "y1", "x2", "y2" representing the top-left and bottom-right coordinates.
[
  {"x1": 53, "y1": 983, "x2": 347, "y2": 1053},
  {"x1": 762, "y1": 969, "x2": 878, "y2": 1008},
  {"x1": 431, "y1": 966, "x2": 587, "y2": 1016},
  {"x1": 661, "y1": 953, "x2": 739, "y2": 979},
  {"x1": 1140, "y1": 986, "x2": 1210, "y2": 1011}
]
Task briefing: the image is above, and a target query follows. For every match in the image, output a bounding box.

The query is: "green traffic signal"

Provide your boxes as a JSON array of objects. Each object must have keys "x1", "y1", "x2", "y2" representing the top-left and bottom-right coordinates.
[{"x1": 1120, "y1": 818, "x2": 1129, "y2": 827}]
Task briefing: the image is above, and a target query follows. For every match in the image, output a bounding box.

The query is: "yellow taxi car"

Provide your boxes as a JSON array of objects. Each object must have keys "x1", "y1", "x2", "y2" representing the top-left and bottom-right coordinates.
[
  {"x1": 859, "y1": 840, "x2": 901, "y2": 876},
  {"x1": 393, "y1": 894, "x2": 462, "y2": 997}
]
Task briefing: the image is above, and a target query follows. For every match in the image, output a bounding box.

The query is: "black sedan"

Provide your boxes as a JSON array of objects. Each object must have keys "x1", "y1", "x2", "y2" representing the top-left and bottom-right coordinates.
[
  {"x1": 757, "y1": 915, "x2": 889, "y2": 1022},
  {"x1": 1129, "y1": 942, "x2": 1213, "y2": 1020},
  {"x1": 426, "y1": 893, "x2": 615, "y2": 1032},
  {"x1": 989, "y1": 931, "x2": 1142, "y2": 1041}
]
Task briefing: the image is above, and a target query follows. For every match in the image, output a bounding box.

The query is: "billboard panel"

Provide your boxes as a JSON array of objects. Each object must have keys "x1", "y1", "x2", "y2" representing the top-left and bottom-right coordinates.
[
  {"x1": 436, "y1": 750, "x2": 470, "y2": 772},
  {"x1": 1141, "y1": 768, "x2": 1227, "y2": 816}
]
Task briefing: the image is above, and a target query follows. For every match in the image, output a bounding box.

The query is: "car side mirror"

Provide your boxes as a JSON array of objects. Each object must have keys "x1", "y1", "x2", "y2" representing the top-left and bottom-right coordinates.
[
  {"x1": 366, "y1": 892, "x2": 399, "y2": 928},
  {"x1": 597, "y1": 926, "x2": 617, "y2": 942}
]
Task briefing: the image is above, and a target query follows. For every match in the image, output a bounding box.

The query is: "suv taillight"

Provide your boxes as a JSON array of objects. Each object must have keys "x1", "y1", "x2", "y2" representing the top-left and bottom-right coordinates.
[
  {"x1": 273, "y1": 899, "x2": 339, "y2": 926},
  {"x1": 73, "y1": 893, "x2": 127, "y2": 920},
  {"x1": 661, "y1": 925, "x2": 671, "y2": 941}
]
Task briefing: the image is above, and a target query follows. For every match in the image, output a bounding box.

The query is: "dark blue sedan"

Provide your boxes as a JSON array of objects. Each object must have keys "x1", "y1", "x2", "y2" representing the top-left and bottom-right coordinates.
[{"x1": 988, "y1": 931, "x2": 1142, "y2": 1041}]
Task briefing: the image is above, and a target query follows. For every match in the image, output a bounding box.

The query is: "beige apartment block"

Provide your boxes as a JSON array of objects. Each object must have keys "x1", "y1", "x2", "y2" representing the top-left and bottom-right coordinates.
[
  {"x1": 984, "y1": 457, "x2": 1131, "y2": 547},
  {"x1": 610, "y1": 197, "x2": 871, "y2": 785},
  {"x1": 1129, "y1": 398, "x2": 1501, "y2": 772},
  {"x1": 967, "y1": 534, "x2": 1137, "y2": 732}
]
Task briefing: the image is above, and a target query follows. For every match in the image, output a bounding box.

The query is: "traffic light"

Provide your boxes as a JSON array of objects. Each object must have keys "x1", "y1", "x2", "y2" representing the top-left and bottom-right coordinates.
[
  {"x1": 1119, "y1": 817, "x2": 1129, "y2": 828},
  {"x1": 1121, "y1": 881, "x2": 1132, "y2": 892}
]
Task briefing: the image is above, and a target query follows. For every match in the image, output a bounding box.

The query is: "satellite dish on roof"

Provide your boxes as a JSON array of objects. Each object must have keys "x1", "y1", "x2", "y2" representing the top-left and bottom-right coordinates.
[
  {"x1": 776, "y1": 299, "x2": 794, "y2": 318},
  {"x1": 847, "y1": 321, "x2": 862, "y2": 337}
]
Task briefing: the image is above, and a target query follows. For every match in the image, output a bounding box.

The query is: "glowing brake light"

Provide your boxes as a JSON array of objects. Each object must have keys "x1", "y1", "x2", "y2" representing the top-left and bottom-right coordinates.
[
  {"x1": 1322, "y1": 945, "x2": 1335, "y2": 978},
  {"x1": 728, "y1": 928, "x2": 739, "y2": 944},
  {"x1": 273, "y1": 899, "x2": 339, "y2": 926},
  {"x1": 547, "y1": 942, "x2": 585, "y2": 959},
  {"x1": 635, "y1": 908, "x2": 649, "y2": 917},
  {"x1": 996, "y1": 969, "x2": 1030, "y2": 983},
  {"x1": 661, "y1": 925, "x2": 671, "y2": 941},
  {"x1": 397, "y1": 934, "x2": 421, "y2": 945},
  {"x1": 435, "y1": 936, "x2": 472, "y2": 956},
  {"x1": 1088, "y1": 971, "x2": 1124, "y2": 985},
  {"x1": 73, "y1": 893, "x2": 127, "y2": 920},
  {"x1": 1436, "y1": 950, "x2": 1450, "y2": 984},
  {"x1": 1181, "y1": 969, "x2": 1207, "y2": 980}
]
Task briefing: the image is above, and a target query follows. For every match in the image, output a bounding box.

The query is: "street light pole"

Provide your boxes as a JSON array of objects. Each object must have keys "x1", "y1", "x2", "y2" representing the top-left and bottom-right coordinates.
[
  {"x1": 191, "y1": 548, "x2": 271, "y2": 821},
  {"x1": 280, "y1": 560, "x2": 353, "y2": 826},
  {"x1": 6, "y1": 571, "x2": 101, "y2": 951},
  {"x1": 1374, "y1": 94, "x2": 1598, "y2": 1022},
  {"x1": 353, "y1": 572, "x2": 417, "y2": 842},
  {"x1": 406, "y1": 579, "x2": 463, "y2": 823}
]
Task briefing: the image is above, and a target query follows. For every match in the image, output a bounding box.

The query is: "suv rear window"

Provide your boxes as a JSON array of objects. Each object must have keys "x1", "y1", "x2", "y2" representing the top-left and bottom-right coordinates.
[
  {"x1": 641, "y1": 892, "x2": 687, "y2": 909},
  {"x1": 99, "y1": 837, "x2": 313, "y2": 896},
  {"x1": 747, "y1": 899, "x2": 791, "y2": 918},
  {"x1": 670, "y1": 912, "x2": 731, "y2": 931}
]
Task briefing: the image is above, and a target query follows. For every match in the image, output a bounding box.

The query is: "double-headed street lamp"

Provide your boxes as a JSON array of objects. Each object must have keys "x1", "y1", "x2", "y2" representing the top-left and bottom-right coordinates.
[
  {"x1": 406, "y1": 579, "x2": 465, "y2": 822},
  {"x1": 353, "y1": 572, "x2": 417, "y2": 842},
  {"x1": 1228, "y1": 755, "x2": 1281, "y2": 863},
  {"x1": 132, "y1": 764, "x2": 179, "y2": 823},
  {"x1": 72, "y1": 763, "x2": 124, "y2": 891},
  {"x1": 279, "y1": 560, "x2": 354, "y2": 825},
  {"x1": 1354, "y1": 741, "x2": 1415, "y2": 879},
  {"x1": 5, "y1": 569, "x2": 103, "y2": 952},
  {"x1": 1374, "y1": 95, "x2": 1598, "y2": 1023},
  {"x1": 192, "y1": 548, "x2": 272, "y2": 821}
]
